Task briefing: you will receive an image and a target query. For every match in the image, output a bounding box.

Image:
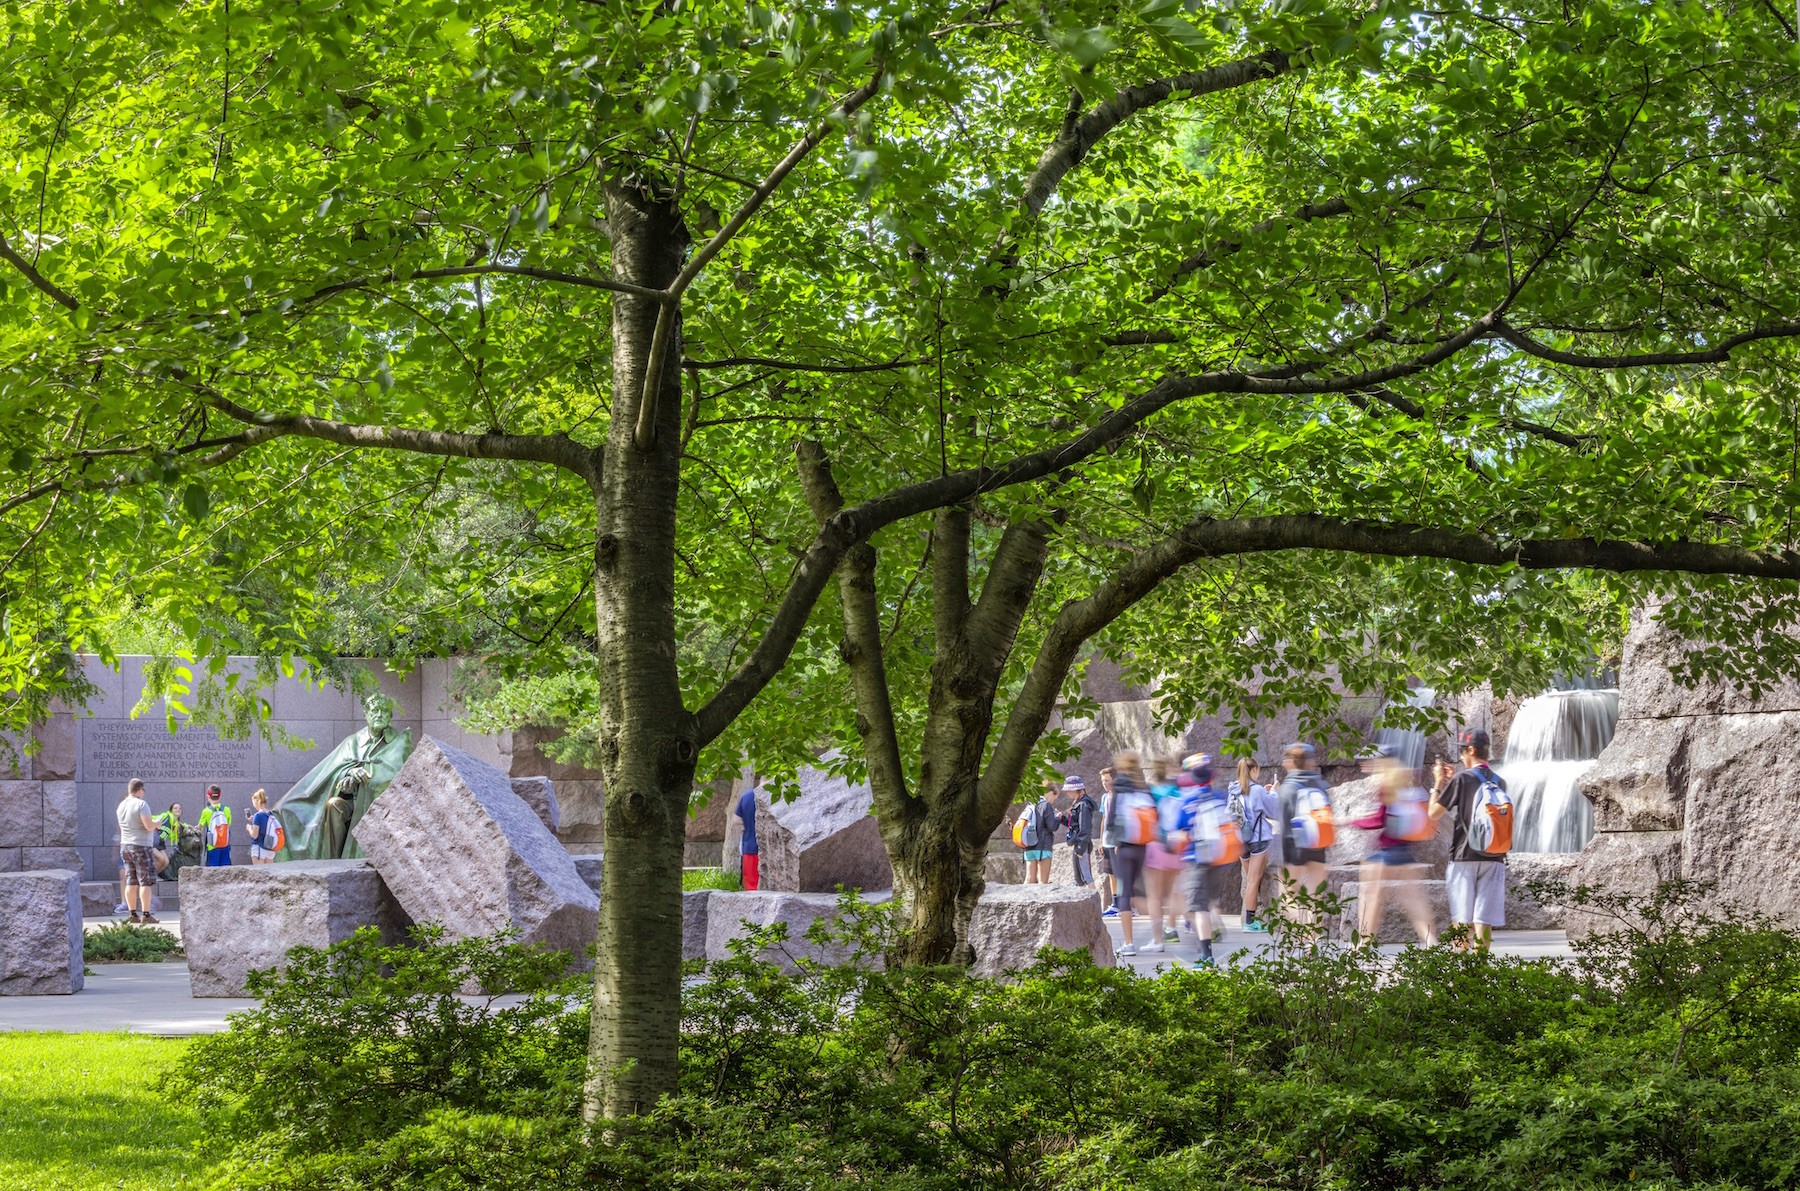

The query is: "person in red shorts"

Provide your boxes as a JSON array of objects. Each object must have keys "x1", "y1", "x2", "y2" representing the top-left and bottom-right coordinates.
[{"x1": 735, "y1": 785, "x2": 760, "y2": 890}]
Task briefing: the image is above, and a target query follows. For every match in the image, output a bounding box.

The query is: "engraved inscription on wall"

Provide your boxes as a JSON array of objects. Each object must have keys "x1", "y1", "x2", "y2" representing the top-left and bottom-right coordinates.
[{"x1": 84, "y1": 720, "x2": 260, "y2": 783}]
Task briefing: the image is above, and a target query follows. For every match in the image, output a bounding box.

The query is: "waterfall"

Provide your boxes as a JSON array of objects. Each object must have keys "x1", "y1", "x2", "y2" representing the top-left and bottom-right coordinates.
[
  {"x1": 1375, "y1": 687, "x2": 1436, "y2": 772},
  {"x1": 1498, "y1": 688, "x2": 1620, "y2": 853}
]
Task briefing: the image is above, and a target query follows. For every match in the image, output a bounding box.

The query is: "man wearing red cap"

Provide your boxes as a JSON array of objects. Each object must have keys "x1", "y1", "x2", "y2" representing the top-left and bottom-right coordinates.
[{"x1": 1430, "y1": 728, "x2": 1510, "y2": 952}]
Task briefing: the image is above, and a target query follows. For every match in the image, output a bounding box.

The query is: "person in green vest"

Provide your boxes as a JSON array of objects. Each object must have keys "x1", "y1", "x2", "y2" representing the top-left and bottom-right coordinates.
[
  {"x1": 274, "y1": 693, "x2": 415, "y2": 861},
  {"x1": 197, "y1": 786, "x2": 232, "y2": 866}
]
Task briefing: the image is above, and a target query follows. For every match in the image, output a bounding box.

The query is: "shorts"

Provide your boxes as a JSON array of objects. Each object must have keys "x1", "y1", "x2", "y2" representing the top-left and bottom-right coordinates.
[
  {"x1": 1447, "y1": 860, "x2": 1507, "y2": 927},
  {"x1": 250, "y1": 845, "x2": 277, "y2": 861},
  {"x1": 121, "y1": 845, "x2": 157, "y2": 888},
  {"x1": 1144, "y1": 840, "x2": 1184, "y2": 871},
  {"x1": 1245, "y1": 839, "x2": 1271, "y2": 857},
  {"x1": 1098, "y1": 847, "x2": 1115, "y2": 876},
  {"x1": 1184, "y1": 863, "x2": 1228, "y2": 912},
  {"x1": 1022, "y1": 848, "x2": 1053, "y2": 862},
  {"x1": 1368, "y1": 844, "x2": 1417, "y2": 866}
]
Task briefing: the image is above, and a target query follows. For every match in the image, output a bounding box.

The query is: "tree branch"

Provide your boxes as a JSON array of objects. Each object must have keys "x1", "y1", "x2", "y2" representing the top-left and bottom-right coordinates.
[
  {"x1": 1152, "y1": 194, "x2": 1355, "y2": 299},
  {"x1": 0, "y1": 231, "x2": 80, "y2": 310},
  {"x1": 1492, "y1": 320, "x2": 1800, "y2": 370},
  {"x1": 1018, "y1": 49, "x2": 1294, "y2": 218},
  {"x1": 976, "y1": 512, "x2": 1800, "y2": 819},
  {"x1": 205, "y1": 391, "x2": 602, "y2": 481},
  {"x1": 933, "y1": 505, "x2": 972, "y2": 644},
  {"x1": 637, "y1": 68, "x2": 888, "y2": 443},
  {"x1": 795, "y1": 440, "x2": 911, "y2": 815}
]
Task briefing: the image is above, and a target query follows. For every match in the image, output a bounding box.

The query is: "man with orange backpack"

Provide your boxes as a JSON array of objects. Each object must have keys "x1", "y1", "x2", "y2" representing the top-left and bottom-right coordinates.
[
  {"x1": 1430, "y1": 727, "x2": 1512, "y2": 952},
  {"x1": 197, "y1": 784, "x2": 233, "y2": 867}
]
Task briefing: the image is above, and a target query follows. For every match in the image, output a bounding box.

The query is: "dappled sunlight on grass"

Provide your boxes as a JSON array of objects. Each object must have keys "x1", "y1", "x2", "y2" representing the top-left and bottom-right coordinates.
[{"x1": 0, "y1": 1033, "x2": 218, "y2": 1190}]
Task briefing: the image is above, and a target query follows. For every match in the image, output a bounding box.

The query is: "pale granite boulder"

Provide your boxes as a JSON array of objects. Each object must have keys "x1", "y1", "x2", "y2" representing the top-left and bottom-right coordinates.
[
  {"x1": 180, "y1": 860, "x2": 411, "y2": 997},
  {"x1": 353, "y1": 738, "x2": 598, "y2": 957},
  {"x1": 754, "y1": 769, "x2": 892, "y2": 894},
  {"x1": 968, "y1": 884, "x2": 1116, "y2": 977},
  {"x1": 0, "y1": 869, "x2": 83, "y2": 994}
]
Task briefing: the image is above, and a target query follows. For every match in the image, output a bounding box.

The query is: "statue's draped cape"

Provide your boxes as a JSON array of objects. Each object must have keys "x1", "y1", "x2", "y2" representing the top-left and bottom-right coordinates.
[{"x1": 274, "y1": 727, "x2": 414, "y2": 860}]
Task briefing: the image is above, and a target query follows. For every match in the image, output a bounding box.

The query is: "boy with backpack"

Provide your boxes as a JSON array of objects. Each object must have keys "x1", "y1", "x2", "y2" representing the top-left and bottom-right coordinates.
[
  {"x1": 1060, "y1": 776, "x2": 1096, "y2": 887},
  {"x1": 1430, "y1": 727, "x2": 1512, "y2": 952},
  {"x1": 1174, "y1": 756, "x2": 1240, "y2": 966},
  {"x1": 1013, "y1": 782, "x2": 1060, "y2": 884},
  {"x1": 1275, "y1": 743, "x2": 1334, "y2": 926},
  {"x1": 198, "y1": 785, "x2": 233, "y2": 867},
  {"x1": 247, "y1": 788, "x2": 284, "y2": 864}
]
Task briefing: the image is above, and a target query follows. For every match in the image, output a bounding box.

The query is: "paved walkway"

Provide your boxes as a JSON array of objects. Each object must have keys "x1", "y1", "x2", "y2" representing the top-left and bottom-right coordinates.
[
  {"x1": 0, "y1": 963, "x2": 256, "y2": 1034},
  {"x1": 1109, "y1": 914, "x2": 1570, "y2": 975}
]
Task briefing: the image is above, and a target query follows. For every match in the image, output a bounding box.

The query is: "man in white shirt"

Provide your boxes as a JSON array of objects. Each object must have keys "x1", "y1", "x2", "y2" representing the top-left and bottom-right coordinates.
[{"x1": 116, "y1": 778, "x2": 161, "y2": 924}]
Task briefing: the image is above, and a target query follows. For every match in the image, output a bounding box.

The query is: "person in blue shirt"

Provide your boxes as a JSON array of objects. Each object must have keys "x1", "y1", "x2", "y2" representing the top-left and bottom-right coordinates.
[
  {"x1": 735, "y1": 786, "x2": 760, "y2": 890},
  {"x1": 1174, "y1": 756, "x2": 1232, "y2": 965}
]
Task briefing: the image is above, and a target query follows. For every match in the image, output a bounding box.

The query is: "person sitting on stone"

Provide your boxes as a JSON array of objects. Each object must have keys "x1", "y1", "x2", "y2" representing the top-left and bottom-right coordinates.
[{"x1": 274, "y1": 693, "x2": 415, "y2": 861}]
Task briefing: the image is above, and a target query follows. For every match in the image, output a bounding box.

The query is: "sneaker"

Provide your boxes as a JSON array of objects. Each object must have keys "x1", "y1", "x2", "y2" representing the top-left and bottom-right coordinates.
[
  {"x1": 1117, "y1": 945, "x2": 1138, "y2": 958},
  {"x1": 1141, "y1": 941, "x2": 1164, "y2": 953},
  {"x1": 1244, "y1": 918, "x2": 1268, "y2": 933},
  {"x1": 114, "y1": 902, "x2": 130, "y2": 915},
  {"x1": 1212, "y1": 927, "x2": 1225, "y2": 943},
  {"x1": 1101, "y1": 907, "x2": 1119, "y2": 918},
  {"x1": 139, "y1": 914, "x2": 160, "y2": 925},
  {"x1": 1162, "y1": 928, "x2": 1180, "y2": 943},
  {"x1": 1195, "y1": 953, "x2": 1217, "y2": 968}
]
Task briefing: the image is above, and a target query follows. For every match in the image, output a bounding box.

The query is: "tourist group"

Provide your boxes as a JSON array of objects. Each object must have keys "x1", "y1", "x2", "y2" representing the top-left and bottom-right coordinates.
[
  {"x1": 112, "y1": 780, "x2": 287, "y2": 923},
  {"x1": 1011, "y1": 729, "x2": 1514, "y2": 962}
]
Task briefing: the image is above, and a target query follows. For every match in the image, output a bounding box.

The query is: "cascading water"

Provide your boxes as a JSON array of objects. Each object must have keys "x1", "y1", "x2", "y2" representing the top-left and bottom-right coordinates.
[
  {"x1": 1375, "y1": 686, "x2": 1436, "y2": 772},
  {"x1": 1498, "y1": 688, "x2": 1620, "y2": 852}
]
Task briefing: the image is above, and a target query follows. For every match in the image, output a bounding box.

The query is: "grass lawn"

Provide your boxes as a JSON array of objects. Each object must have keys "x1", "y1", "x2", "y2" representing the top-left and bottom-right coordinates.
[{"x1": 0, "y1": 1033, "x2": 219, "y2": 1190}]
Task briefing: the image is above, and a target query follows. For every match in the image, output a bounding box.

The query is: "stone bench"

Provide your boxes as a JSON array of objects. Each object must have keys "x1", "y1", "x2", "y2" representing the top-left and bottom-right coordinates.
[
  {"x1": 0, "y1": 869, "x2": 83, "y2": 994},
  {"x1": 180, "y1": 860, "x2": 412, "y2": 997}
]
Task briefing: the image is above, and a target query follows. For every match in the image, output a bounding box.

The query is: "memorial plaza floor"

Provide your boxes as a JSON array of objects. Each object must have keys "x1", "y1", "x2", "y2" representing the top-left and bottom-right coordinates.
[{"x1": 0, "y1": 913, "x2": 1575, "y2": 1035}]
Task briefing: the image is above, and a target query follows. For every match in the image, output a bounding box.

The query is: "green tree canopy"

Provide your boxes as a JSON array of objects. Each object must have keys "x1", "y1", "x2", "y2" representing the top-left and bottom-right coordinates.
[{"x1": 4, "y1": 0, "x2": 1799, "y2": 1110}]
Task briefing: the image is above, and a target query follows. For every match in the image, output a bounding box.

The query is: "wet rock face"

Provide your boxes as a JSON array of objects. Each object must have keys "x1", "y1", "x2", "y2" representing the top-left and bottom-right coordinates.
[
  {"x1": 353, "y1": 737, "x2": 598, "y2": 959},
  {"x1": 1571, "y1": 604, "x2": 1800, "y2": 929},
  {"x1": 0, "y1": 869, "x2": 83, "y2": 995},
  {"x1": 179, "y1": 860, "x2": 411, "y2": 997}
]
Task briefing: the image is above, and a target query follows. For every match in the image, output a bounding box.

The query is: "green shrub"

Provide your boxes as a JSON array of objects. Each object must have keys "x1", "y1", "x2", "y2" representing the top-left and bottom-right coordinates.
[
  {"x1": 194, "y1": 885, "x2": 1800, "y2": 1190},
  {"x1": 169, "y1": 926, "x2": 589, "y2": 1154},
  {"x1": 83, "y1": 920, "x2": 182, "y2": 963}
]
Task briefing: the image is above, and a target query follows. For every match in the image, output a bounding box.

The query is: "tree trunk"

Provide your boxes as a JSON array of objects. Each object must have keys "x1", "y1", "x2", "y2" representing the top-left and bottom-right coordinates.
[
  {"x1": 883, "y1": 778, "x2": 990, "y2": 966},
  {"x1": 584, "y1": 177, "x2": 694, "y2": 1122}
]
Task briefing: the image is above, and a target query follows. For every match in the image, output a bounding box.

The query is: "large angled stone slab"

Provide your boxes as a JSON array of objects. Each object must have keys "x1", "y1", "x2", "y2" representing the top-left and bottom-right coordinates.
[
  {"x1": 702, "y1": 890, "x2": 884, "y2": 970},
  {"x1": 180, "y1": 860, "x2": 411, "y2": 997},
  {"x1": 968, "y1": 884, "x2": 1116, "y2": 977},
  {"x1": 682, "y1": 889, "x2": 711, "y2": 961},
  {"x1": 1326, "y1": 879, "x2": 1448, "y2": 943},
  {"x1": 1617, "y1": 605, "x2": 1800, "y2": 720},
  {"x1": 0, "y1": 870, "x2": 84, "y2": 994},
  {"x1": 754, "y1": 768, "x2": 892, "y2": 894},
  {"x1": 353, "y1": 737, "x2": 598, "y2": 957},
  {"x1": 510, "y1": 777, "x2": 560, "y2": 834},
  {"x1": 570, "y1": 852, "x2": 603, "y2": 899}
]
